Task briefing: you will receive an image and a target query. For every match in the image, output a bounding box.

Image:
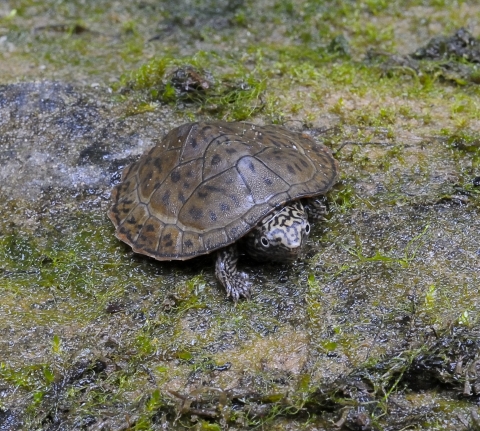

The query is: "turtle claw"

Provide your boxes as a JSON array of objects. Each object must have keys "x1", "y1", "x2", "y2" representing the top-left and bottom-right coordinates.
[
  {"x1": 215, "y1": 245, "x2": 252, "y2": 301},
  {"x1": 225, "y1": 272, "x2": 252, "y2": 302}
]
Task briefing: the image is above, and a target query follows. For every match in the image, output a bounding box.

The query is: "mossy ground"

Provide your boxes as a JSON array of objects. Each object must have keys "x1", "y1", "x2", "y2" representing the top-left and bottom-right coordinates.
[{"x1": 1, "y1": 0, "x2": 480, "y2": 429}]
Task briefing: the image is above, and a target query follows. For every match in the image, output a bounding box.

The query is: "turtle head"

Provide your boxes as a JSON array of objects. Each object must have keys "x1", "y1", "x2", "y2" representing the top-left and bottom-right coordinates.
[{"x1": 245, "y1": 201, "x2": 310, "y2": 263}]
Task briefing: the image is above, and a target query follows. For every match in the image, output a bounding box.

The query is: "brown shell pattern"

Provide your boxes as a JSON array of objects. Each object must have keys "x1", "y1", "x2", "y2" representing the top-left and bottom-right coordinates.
[{"x1": 108, "y1": 121, "x2": 339, "y2": 260}]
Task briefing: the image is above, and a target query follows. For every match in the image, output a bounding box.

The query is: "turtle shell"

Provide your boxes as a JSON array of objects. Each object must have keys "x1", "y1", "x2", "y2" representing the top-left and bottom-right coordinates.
[{"x1": 108, "y1": 121, "x2": 338, "y2": 260}]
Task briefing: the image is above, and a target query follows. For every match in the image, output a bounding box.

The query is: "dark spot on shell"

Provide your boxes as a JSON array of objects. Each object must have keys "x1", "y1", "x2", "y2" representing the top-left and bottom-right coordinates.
[
  {"x1": 121, "y1": 207, "x2": 130, "y2": 214},
  {"x1": 165, "y1": 240, "x2": 173, "y2": 247},
  {"x1": 301, "y1": 159, "x2": 309, "y2": 167},
  {"x1": 183, "y1": 182, "x2": 190, "y2": 189},
  {"x1": 248, "y1": 162, "x2": 255, "y2": 172},
  {"x1": 198, "y1": 191, "x2": 208, "y2": 199},
  {"x1": 136, "y1": 224, "x2": 143, "y2": 230},
  {"x1": 163, "y1": 233, "x2": 172, "y2": 241},
  {"x1": 127, "y1": 216, "x2": 136, "y2": 224},
  {"x1": 210, "y1": 211, "x2": 217, "y2": 221},
  {"x1": 211, "y1": 154, "x2": 221, "y2": 166},
  {"x1": 185, "y1": 239, "x2": 193, "y2": 247},
  {"x1": 229, "y1": 194, "x2": 240, "y2": 206},
  {"x1": 205, "y1": 185, "x2": 224, "y2": 192},
  {"x1": 287, "y1": 164, "x2": 295, "y2": 174},
  {"x1": 220, "y1": 203, "x2": 230, "y2": 212},
  {"x1": 178, "y1": 192, "x2": 186, "y2": 203},
  {"x1": 226, "y1": 148, "x2": 237, "y2": 154},
  {"x1": 264, "y1": 177, "x2": 273, "y2": 186},
  {"x1": 190, "y1": 137, "x2": 198, "y2": 148},
  {"x1": 189, "y1": 206, "x2": 203, "y2": 220},
  {"x1": 162, "y1": 190, "x2": 170, "y2": 204},
  {"x1": 171, "y1": 171, "x2": 181, "y2": 183},
  {"x1": 153, "y1": 158, "x2": 163, "y2": 171},
  {"x1": 294, "y1": 163, "x2": 302, "y2": 171},
  {"x1": 146, "y1": 224, "x2": 156, "y2": 232},
  {"x1": 187, "y1": 170, "x2": 194, "y2": 177}
]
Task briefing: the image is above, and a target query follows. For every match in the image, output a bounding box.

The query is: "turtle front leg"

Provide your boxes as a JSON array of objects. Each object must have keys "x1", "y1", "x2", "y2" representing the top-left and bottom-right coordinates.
[
  {"x1": 303, "y1": 197, "x2": 328, "y2": 221},
  {"x1": 215, "y1": 245, "x2": 251, "y2": 301}
]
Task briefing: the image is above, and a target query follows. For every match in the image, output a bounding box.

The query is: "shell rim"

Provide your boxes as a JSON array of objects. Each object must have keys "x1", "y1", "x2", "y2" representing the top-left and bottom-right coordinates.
[{"x1": 108, "y1": 187, "x2": 337, "y2": 262}]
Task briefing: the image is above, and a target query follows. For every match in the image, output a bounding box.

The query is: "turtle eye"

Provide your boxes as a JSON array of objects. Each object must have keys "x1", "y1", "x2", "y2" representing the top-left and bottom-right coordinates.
[
  {"x1": 261, "y1": 236, "x2": 269, "y2": 247},
  {"x1": 305, "y1": 222, "x2": 310, "y2": 234}
]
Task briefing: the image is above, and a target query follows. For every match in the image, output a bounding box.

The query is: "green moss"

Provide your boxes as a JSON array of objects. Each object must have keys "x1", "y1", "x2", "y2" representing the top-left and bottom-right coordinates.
[
  {"x1": 0, "y1": 362, "x2": 46, "y2": 390},
  {"x1": 446, "y1": 132, "x2": 480, "y2": 153},
  {"x1": 117, "y1": 53, "x2": 267, "y2": 121},
  {"x1": 3, "y1": 0, "x2": 478, "y2": 134},
  {"x1": 330, "y1": 181, "x2": 356, "y2": 212},
  {"x1": 345, "y1": 225, "x2": 429, "y2": 269}
]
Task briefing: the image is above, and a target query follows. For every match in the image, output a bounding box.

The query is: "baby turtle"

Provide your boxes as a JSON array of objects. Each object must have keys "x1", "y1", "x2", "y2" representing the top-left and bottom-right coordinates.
[{"x1": 109, "y1": 121, "x2": 338, "y2": 300}]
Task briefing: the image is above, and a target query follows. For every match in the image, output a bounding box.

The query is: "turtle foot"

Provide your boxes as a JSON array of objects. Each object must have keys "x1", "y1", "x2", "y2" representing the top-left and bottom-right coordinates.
[
  {"x1": 224, "y1": 272, "x2": 251, "y2": 301},
  {"x1": 215, "y1": 246, "x2": 252, "y2": 301}
]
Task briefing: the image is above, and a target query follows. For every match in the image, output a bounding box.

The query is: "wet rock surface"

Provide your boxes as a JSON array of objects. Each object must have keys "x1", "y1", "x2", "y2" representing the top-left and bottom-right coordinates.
[
  {"x1": 373, "y1": 28, "x2": 480, "y2": 85},
  {"x1": 0, "y1": 81, "x2": 177, "y2": 204},
  {"x1": 411, "y1": 28, "x2": 480, "y2": 63}
]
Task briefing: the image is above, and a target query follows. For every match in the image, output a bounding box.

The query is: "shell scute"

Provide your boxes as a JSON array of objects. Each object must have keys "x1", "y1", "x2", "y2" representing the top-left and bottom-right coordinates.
[
  {"x1": 131, "y1": 216, "x2": 164, "y2": 254},
  {"x1": 159, "y1": 224, "x2": 184, "y2": 257},
  {"x1": 236, "y1": 156, "x2": 289, "y2": 204},
  {"x1": 148, "y1": 157, "x2": 204, "y2": 222},
  {"x1": 182, "y1": 231, "x2": 205, "y2": 255},
  {"x1": 178, "y1": 168, "x2": 253, "y2": 231},
  {"x1": 111, "y1": 189, "x2": 139, "y2": 226},
  {"x1": 202, "y1": 136, "x2": 257, "y2": 180},
  {"x1": 124, "y1": 204, "x2": 150, "y2": 238},
  {"x1": 136, "y1": 148, "x2": 181, "y2": 201},
  {"x1": 200, "y1": 228, "x2": 230, "y2": 253},
  {"x1": 178, "y1": 122, "x2": 218, "y2": 163}
]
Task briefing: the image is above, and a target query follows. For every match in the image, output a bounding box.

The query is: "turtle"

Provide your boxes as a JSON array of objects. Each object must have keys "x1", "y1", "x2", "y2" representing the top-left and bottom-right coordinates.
[{"x1": 108, "y1": 121, "x2": 339, "y2": 300}]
